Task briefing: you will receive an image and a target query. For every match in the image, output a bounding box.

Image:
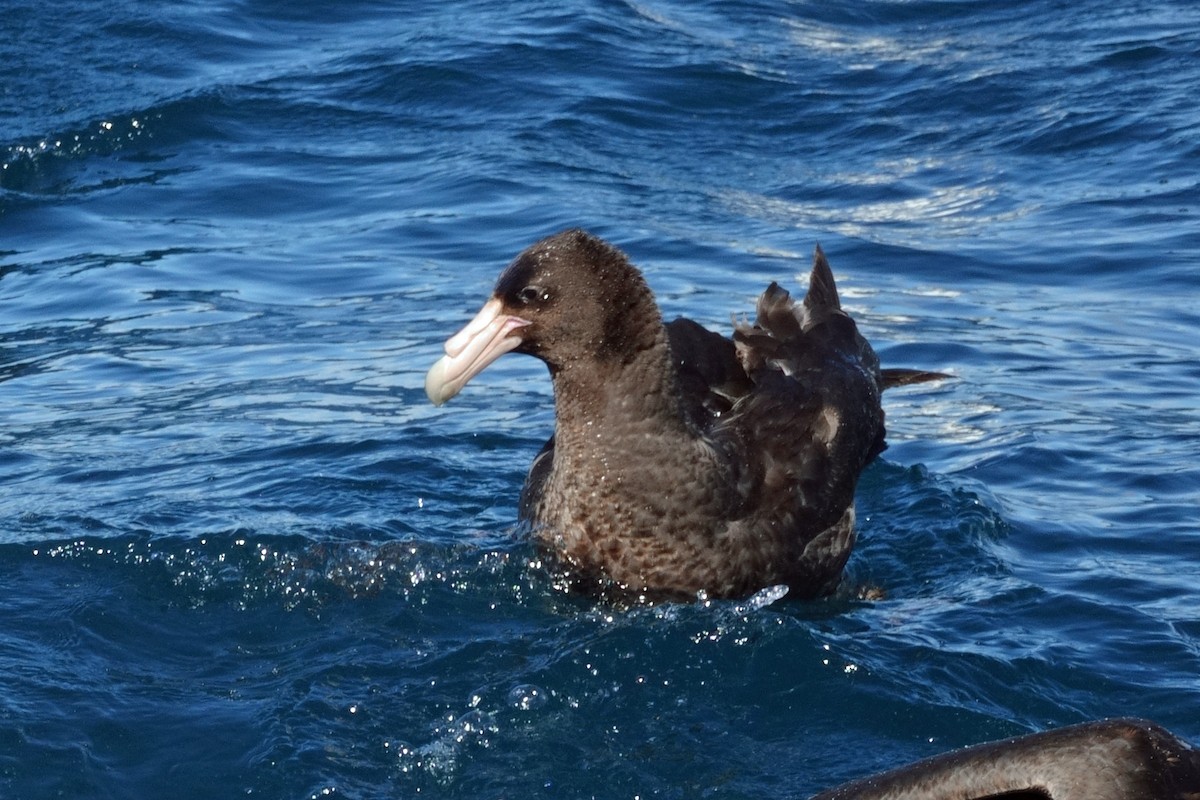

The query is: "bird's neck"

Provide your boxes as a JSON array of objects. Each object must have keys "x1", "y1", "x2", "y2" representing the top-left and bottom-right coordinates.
[
  {"x1": 537, "y1": 326, "x2": 728, "y2": 554},
  {"x1": 548, "y1": 325, "x2": 694, "y2": 454}
]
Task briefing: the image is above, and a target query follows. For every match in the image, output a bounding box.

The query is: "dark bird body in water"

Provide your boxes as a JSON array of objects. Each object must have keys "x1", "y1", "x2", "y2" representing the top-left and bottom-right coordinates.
[
  {"x1": 426, "y1": 229, "x2": 944, "y2": 601},
  {"x1": 812, "y1": 718, "x2": 1200, "y2": 800}
]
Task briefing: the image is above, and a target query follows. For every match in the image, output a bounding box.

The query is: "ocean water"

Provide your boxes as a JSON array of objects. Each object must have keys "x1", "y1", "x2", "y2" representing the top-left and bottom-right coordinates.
[{"x1": 2, "y1": 0, "x2": 1198, "y2": 797}]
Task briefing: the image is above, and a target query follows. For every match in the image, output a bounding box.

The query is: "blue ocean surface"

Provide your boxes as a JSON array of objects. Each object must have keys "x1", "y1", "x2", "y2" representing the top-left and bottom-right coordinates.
[{"x1": 2, "y1": 0, "x2": 1198, "y2": 796}]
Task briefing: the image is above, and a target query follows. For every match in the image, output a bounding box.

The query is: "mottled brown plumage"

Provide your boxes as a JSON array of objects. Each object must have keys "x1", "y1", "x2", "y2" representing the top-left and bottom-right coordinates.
[{"x1": 425, "y1": 229, "x2": 945, "y2": 601}]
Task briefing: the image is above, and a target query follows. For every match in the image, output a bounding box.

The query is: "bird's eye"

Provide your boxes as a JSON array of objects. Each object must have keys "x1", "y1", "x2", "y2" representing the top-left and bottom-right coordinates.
[{"x1": 517, "y1": 285, "x2": 549, "y2": 305}]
